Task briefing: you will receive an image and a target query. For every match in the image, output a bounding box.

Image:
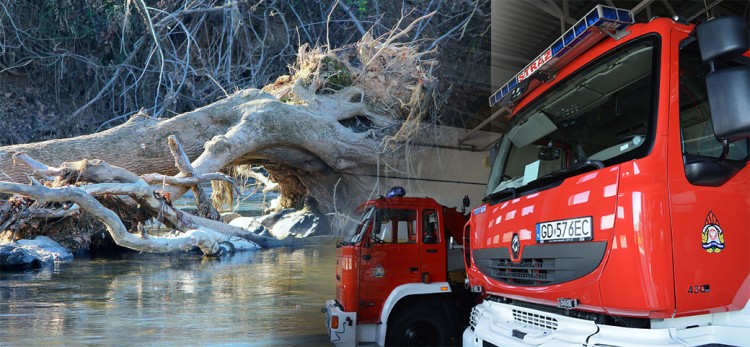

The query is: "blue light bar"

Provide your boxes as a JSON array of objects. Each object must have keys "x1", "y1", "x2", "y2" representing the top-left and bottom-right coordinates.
[
  {"x1": 386, "y1": 186, "x2": 406, "y2": 198},
  {"x1": 488, "y1": 5, "x2": 634, "y2": 108}
]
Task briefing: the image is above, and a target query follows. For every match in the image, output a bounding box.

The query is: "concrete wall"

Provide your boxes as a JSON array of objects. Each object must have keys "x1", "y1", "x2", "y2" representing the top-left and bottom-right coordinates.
[{"x1": 360, "y1": 126, "x2": 497, "y2": 211}]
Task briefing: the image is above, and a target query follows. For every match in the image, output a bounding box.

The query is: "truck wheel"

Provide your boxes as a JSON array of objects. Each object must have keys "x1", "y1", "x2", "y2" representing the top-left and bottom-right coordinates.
[{"x1": 386, "y1": 307, "x2": 452, "y2": 346}]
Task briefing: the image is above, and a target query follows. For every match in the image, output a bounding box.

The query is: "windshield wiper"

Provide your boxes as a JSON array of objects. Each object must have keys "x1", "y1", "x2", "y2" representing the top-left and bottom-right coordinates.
[
  {"x1": 535, "y1": 160, "x2": 604, "y2": 185},
  {"x1": 484, "y1": 160, "x2": 604, "y2": 205},
  {"x1": 483, "y1": 187, "x2": 517, "y2": 204},
  {"x1": 337, "y1": 237, "x2": 361, "y2": 247}
]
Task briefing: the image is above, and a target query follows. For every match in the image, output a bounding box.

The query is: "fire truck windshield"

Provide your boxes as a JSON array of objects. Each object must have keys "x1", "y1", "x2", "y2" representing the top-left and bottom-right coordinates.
[
  {"x1": 349, "y1": 206, "x2": 374, "y2": 244},
  {"x1": 487, "y1": 36, "x2": 658, "y2": 199}
]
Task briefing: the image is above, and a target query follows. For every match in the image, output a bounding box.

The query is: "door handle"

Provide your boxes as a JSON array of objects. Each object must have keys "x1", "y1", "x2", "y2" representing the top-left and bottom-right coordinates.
[{"x1": 409, "y1": 267, "x2": 418, "y2": 272}]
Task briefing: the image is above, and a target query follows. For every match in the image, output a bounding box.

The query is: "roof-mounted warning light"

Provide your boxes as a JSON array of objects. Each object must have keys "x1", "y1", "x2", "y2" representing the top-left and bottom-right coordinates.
[
  {"x1": 386, "y1": 187, "x2": 406, "y2": 198},
  {"x1": 489, "y1": 5, "x2": 634, "y2": 108}
]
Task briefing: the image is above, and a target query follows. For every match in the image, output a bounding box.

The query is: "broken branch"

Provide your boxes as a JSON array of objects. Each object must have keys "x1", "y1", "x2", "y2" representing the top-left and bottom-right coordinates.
[{"x1": 166, "y1": 135, "x2": 221, "y2": 220}]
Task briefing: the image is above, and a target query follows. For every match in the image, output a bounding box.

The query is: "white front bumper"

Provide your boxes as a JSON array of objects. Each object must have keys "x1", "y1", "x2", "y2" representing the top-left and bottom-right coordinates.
[
  {"x1": 463, "y1": 299, "x2": 750, "y2": 347},
  {"x1": 463, "y1": 300, "x2": 598, "y2": 347},
  {"x1": 324, "y1": 299, "x2": 358, "y2": 346}
]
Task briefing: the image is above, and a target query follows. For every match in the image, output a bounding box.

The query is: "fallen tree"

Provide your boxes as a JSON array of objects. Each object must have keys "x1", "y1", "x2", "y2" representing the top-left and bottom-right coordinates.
[
  {"x1": 0, "y1": 16, "x2": 445, "y2": 254},
  {"x1": 1, "y1": 148, "x2": 337, "y2": 255},
  {"x1": 1, "y1": 22, "x2": 439, "y2": 206}
]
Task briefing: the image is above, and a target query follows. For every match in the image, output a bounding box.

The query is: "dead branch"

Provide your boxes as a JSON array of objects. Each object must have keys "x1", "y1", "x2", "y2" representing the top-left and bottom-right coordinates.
[
  {"x1": 244, "y1": 170, "x2": 279, "y2": 193},
  {"x1": 166, "y1": 135, "x2": 220, "y2": 220},
  {"x1": 336, "y1": 0, "x2": 366, "y2": 37},
  {"x1": 354, "y1": 11, "x2": 435, "y2": 84},
  {"x1": 12, "y1": 153, "x2": 56, "y2": 181},
  {"x1": 28, "y1": 204, "x2": 81, "y2": 219},
  {"x1": 141, "y1": 173, "x2": 235, "y2": 188},
  {"x1": 0, "y1": 181, "x2": 229, "y2": 255}
]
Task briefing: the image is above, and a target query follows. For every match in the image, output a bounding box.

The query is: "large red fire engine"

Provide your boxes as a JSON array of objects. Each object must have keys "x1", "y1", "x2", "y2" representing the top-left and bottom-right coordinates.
[
  {"x1": 464, "y1": 5, "x2": 750, "y2": 346},
  {"x1": 324, "y1": 187, "x2": 473, "y2": 346}
]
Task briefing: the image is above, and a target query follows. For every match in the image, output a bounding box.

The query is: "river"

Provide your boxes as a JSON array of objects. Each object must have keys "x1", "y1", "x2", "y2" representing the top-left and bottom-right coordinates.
[{"x1": 0, "y1": 245, "x2": 337, "y2": 346}]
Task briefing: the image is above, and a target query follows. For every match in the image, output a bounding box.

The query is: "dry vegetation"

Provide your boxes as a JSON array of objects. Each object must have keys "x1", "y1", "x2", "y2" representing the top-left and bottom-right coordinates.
[
  {"x1": 0, "y1": 0, "x2": 490, "y2": 145},
  {"x1": 0, "y1": 0, "x2": 490, "y2": 254}
]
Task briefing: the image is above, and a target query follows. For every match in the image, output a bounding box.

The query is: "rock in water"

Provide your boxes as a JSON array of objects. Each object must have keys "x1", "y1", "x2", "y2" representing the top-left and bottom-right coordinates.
[
  {"x1": 0, "y1": 236, "x2": 73, "y2": 270},
  {"x1": 230, "y1": 209, "x2": 330, "y2": 239}
]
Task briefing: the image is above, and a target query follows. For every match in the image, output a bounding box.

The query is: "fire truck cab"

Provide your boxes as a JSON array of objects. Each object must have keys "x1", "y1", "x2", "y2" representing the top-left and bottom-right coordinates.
[
  {"x1": 324, "y1": 187, "x2": 472, "y2": 346},
  {"x1": 464, "y1": 5, "x2": 750, "y2": 347}
]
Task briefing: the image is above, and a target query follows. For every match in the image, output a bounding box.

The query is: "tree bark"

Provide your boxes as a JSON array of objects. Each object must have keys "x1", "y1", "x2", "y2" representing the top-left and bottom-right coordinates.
[{"x1": 0, "y1": 90, "x2": 269, "y2": 183}]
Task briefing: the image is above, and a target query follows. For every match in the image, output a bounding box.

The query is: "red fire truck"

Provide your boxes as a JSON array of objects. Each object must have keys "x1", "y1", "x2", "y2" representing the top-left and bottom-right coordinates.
[
  {"x1": 464, "y1": 5, "x2": 750, "y2": 346},
  {"x1": 324, "y1": 187, "x2": 474, "y2": 346}
]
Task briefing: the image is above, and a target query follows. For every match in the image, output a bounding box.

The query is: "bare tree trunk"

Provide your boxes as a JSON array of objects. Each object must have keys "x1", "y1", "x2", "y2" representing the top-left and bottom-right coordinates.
[
  {"x1": 0, "y1": 91, "x2": 268, "y2": 183},
  {"x1": 1, "y1": 87, "x2": 393, "y2": 216}
]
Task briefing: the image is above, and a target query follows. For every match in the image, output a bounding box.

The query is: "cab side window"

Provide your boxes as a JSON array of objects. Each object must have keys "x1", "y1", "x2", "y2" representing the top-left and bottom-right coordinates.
[
  {"x1": 373, "y1": 209, "x2": 417, "y2": 244},
  {"x1": 422, "y1": 209, "x2": 440, "y2": 244}
]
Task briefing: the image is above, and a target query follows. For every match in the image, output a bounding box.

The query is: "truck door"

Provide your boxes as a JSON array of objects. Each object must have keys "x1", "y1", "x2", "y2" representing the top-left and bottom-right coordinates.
[
  {"x1": 358, "y1": 208, "x2": 420, "y2": 323},
  {"x1": 421, "y1": 208, "x2": 446, "y2": 283},
  {"x1": 669, "y1": 38, "x2": 750, "y2": 314}
]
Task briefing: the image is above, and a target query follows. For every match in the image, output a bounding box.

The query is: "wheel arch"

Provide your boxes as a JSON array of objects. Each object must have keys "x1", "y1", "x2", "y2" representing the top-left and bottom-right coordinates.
[
  {"x1": 380, "y1": 282, "x2": 453, "y2": 324},
  {"x1": 377, "y1": 282, "x2": 461, "y2": 346}
]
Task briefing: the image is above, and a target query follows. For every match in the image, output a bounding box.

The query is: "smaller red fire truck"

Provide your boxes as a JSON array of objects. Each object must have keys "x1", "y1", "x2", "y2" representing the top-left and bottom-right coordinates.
[{"x1": 324, "y1": 187, "x2": 474, "y2": 346}]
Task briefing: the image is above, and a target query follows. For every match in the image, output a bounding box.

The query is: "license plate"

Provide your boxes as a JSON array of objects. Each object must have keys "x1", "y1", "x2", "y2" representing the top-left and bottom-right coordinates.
[{"x1": 536, "y1": 217, "x2": 593, "y2": 243}]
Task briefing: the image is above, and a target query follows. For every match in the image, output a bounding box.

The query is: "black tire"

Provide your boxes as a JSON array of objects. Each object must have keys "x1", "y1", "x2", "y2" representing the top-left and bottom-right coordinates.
[{"x1": 385, "y1": 306, "x2": 452, "y2": 347}]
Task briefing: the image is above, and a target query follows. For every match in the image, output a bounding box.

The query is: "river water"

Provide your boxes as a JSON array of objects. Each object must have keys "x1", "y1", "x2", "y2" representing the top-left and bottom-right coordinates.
[{"x1": 0, "y1": 245, "x2": 337, "y2": 346}]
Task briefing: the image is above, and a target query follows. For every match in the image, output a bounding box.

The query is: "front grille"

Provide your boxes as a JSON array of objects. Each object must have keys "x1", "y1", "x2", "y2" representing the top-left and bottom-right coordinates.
[
  {"x1": 473, "y1": 242, "x2": 607, "y2": 286},
  {"x1": 492, "y1": 258, "x2": 553, "y2": 284},
  {"x1": 470, "y1": 306, "x2": 481, "y2": 329},
  {"x1": 335, "y1": 285, "x2": 342, "y2": 303},
  {"x1": 512, "y1": 309, "x2": 558, "y2": 332}
]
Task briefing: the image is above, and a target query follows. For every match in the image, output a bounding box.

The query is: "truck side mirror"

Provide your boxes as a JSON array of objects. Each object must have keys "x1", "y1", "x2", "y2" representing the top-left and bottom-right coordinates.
[
  {"x1": 697, "y1": 16, "x2": 750, "y2": 144},
  {"x1": 462, "y1": 195, "x2": 470, "y2": 214},
  {"x1": 697, "y1": 16, "x2": 749, "y2": 65},
  {"x1": 705, "y1": 67, "x2": 750, "y2": 143}
]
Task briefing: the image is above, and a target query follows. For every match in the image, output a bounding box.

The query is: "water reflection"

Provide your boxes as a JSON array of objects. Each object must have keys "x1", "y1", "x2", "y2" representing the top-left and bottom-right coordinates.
[{"x1": 0, "y1": 246, "x2": 336, "y2": 346}]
